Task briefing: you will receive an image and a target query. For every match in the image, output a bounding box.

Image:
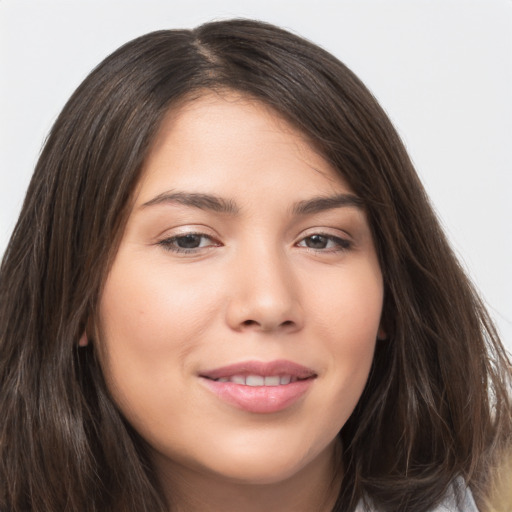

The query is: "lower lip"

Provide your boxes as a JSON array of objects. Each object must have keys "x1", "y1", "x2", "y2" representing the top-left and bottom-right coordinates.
[{"x1": 201, "y1": 378, "x2": 314, "y2": 413}]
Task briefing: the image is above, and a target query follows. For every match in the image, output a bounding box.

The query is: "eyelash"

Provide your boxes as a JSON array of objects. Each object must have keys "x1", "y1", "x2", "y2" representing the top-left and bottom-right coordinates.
[
  {"x1": 157, "y1": 232, "x2": 352, "y2": 255},
  {"x1": 296, "y1": 233, "x2": 352, "y2": 252},
  {"x1": 157, "y1": 233, "x2": 219, "y2": 254}
]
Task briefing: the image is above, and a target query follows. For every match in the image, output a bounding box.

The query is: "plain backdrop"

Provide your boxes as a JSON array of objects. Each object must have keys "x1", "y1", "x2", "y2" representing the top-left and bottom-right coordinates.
[{"x1": 1, "y1": 0, "x2": 511, "y2": 352}]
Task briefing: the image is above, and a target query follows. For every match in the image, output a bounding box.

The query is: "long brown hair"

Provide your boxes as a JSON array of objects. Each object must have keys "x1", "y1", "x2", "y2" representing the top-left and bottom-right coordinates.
[{"x1": 1, "y1": 19, "x2": 510, "y2": 512}]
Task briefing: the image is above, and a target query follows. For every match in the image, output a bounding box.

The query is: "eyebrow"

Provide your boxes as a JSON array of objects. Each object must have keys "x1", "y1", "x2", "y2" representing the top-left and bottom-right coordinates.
[
  {"x1": 141, "y1": 191, "x2": 240, "y2": 214},
  {"x1": 291, "y1": 194, "x2": 364, "y2": 215},
  {"x1": 141, "y1": 191, "x2": 364, "y2": 215}
]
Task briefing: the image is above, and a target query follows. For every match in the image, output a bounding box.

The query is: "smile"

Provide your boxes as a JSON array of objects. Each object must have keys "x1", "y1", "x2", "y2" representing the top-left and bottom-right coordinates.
[
  {"x1": 212, "y1": 375, "x2": 301, "y2": 386},
  {"x1": 199, "y1": 360, "x2": 317, "y2": 413}
]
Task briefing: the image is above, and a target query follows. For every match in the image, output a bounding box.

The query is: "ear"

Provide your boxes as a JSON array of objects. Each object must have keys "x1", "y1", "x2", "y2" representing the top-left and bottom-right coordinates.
[
  {"x1": 78, "y1": 331, "x2": 89, "y2": 347},
  {"x1": 377, "y1": 325, "x2": 387, "y2": 341}
]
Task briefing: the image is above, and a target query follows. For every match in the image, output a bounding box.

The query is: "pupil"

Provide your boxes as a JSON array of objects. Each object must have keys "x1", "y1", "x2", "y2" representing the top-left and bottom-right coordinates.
[
  {"x1": 177, "y1": 235, "x2": 201, "y2": 248},
  {"x1": 307, "y1": 235, "x2": 327, "y2": 249}
]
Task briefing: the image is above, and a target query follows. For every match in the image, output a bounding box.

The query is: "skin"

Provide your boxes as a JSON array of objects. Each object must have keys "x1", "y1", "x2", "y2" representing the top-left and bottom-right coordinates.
[{"x1": 97, "y1": 91, "x2": 384, "y2": 512}]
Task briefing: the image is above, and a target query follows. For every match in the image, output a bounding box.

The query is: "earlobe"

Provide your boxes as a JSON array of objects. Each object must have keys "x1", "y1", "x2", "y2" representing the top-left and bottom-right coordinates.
[
  {"x1": 377, "y1": 325, "x2": 387, "y2": 341},
  {"x1": 78, "y1": 332, "x2": 89, "y2": 347}
]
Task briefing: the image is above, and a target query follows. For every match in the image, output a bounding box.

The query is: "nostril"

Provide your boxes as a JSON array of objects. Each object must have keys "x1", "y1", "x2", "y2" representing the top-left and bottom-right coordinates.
[{"x1": 240, "y1": 319, "x2": 295, "y2": 330}]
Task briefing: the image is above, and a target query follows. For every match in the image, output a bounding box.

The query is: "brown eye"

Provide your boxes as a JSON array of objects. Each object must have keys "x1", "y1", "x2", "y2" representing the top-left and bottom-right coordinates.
[
  {"x1": 158, "y1": 233, "x2": 219, "y2": 253},
  {"x1": 304, "y1": 235, "x2": 329, "y2": 249},
  {"x1": 298, "y1": 234, "x2": 351, "y2": 252},
  {"x1": 175, "y1": 234, "x2": 204, "y2": 249}
]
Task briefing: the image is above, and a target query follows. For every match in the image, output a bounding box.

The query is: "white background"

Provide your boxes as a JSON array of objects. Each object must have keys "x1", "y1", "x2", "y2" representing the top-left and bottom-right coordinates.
[{"x1": 1, "y1": 0, "x2": 511, "y2": 352}]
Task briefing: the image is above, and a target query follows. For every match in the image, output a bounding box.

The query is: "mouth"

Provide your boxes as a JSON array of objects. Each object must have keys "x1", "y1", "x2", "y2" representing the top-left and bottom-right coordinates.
[
  {"x1": 207, "y1": 374, "x2": 306, "y2": 386},
  {"x1": 199, "y1": 360, "x2": 317, "y2": 414}
]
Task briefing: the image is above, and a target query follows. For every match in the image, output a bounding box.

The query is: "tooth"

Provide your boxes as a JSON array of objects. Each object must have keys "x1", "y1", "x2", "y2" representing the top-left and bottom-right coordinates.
[
  {"x1": 290, "y1": 376, "x2": 298, "y2": 383},
  {"x1": 231, "y1": 375, "x2": 246, "y2": 385},
  {"x1": 280, "y1": 375, "x2": 291, "y2": 385},
  {"x1": 246, "y1": 375, "x2": 265, "y2": 386},
  {"x1": 218, "y1": 377, "x2": 229, "y2": 382},
  {"x1": 264, "y1": 376, "x2": 280, "y2": 386}
]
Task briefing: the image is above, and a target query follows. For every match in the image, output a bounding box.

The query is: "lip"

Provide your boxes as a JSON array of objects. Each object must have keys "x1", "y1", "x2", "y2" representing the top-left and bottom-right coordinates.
[{"x1": 199, "y1": 360, "x2": 317, "y2": 414}]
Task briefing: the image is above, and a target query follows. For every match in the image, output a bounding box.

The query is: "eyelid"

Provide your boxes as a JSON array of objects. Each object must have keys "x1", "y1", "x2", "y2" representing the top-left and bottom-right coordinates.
[
  {"x1": 154, "y1": 225, "x2": 353, "y2": 255},
  {"x1": 156, "y1": 228, "x2": 222, "y2": 254},
  {"x1": 295, "y1": 229, "x2": 353, "y2": 252}
]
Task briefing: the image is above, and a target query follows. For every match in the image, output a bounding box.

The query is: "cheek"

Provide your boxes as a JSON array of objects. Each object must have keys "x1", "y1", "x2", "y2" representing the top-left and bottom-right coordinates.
[
  {"x1": 311, "y1": 262, "x2": 382, "y2": 411},
  {"x1": 310, "y1": 259, "x2": 383, "y2": 346},
  {"x1": 99, "y1": 251, "x2": 218, "y2": 348},
  {"x1": 96, "y1": 252, "x2": 219, "y2": 413}
]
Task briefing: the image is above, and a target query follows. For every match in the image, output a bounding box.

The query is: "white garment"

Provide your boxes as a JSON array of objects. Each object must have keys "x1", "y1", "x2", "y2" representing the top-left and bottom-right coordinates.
[
  {"x1": 433, "y1": 480, "x2": 479, "y2": 512},
  {"x1": 354, "y1": 477, "x2": 479, "y2": 511}
]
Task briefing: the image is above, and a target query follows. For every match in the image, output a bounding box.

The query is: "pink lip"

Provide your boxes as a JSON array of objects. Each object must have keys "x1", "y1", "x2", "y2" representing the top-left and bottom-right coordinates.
[{"x1": 199, "y1": 360, "x2": 316, "y2": 414}]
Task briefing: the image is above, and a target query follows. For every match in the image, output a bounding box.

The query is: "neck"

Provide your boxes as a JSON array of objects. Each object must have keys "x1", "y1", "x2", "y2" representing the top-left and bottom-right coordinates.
[{"x1": 153, "y1": 440, "x2": 342, "y2": 512}]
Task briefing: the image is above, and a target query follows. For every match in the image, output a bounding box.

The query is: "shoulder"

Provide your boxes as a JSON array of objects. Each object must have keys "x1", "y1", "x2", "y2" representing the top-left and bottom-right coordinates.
[{"x1": 355, "y1": 477, "x2": 479, "y2": 512}]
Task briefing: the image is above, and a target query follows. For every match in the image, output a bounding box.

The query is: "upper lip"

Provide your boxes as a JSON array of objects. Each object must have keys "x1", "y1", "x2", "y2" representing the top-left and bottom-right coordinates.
[{"x1": 199, "y1": 359, "x2": 317, "y2": 380}]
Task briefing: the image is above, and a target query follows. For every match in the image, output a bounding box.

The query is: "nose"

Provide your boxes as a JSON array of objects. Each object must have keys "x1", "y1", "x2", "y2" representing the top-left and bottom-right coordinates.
[{"x1": 225, "y1": 245, "x2": 303, "y2": 334}]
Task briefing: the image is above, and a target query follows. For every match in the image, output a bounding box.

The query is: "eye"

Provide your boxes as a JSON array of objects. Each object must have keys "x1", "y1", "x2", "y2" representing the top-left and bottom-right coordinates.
[
  {"x1": 157, "y1": 233, "x2": 219, "y2": 253},
  {"x1": 297, "y1": 234, "x2": 351, "y2": 252}
]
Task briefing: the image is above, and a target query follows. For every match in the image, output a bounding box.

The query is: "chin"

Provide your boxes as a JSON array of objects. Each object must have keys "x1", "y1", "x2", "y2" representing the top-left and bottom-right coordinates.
[
  {"x1": 174, "y1": 433, "x2": 337, "y2": 487},
  {"x1": 215, "y1": 457, "x2": 308, "y2": 485}
]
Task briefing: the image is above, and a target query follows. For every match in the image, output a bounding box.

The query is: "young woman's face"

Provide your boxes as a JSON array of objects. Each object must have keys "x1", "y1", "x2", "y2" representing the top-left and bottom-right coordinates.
[{"x1": 97, "y1": 92, "x2": 383, "y2": 486}]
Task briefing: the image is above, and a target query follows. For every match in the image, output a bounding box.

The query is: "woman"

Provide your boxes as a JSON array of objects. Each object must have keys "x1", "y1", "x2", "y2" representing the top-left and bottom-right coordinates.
[{"x1": 0, "y1": 19, "x2": 510, "y2": 512}]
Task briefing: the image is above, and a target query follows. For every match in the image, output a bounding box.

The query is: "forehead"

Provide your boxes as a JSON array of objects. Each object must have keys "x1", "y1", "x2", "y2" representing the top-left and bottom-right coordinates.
[{"x1": 135, "y1": 90, "x2": 352, "y2": 206}]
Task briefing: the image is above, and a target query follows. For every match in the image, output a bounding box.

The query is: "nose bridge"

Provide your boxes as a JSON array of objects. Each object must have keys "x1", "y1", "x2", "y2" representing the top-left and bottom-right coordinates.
[{"x1": 225, "y1": 236, "x2": 301, "y2": 332}]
